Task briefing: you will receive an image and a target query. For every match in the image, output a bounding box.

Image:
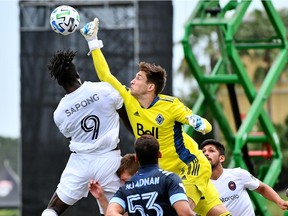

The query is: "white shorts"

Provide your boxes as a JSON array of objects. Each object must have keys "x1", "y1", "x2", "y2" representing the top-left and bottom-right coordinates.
[{"x1": 56, "y1": 150, "x2": 121, "y2": 209}]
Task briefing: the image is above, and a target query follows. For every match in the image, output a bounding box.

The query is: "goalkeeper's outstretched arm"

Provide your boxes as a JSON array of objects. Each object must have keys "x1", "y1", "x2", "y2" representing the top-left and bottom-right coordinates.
[
  {"x1": 80, "y1": 18, "x2": 110, "y2": 82},
  {"x1": 80, "y1": 18, "x2": 125, "y2": 92}
]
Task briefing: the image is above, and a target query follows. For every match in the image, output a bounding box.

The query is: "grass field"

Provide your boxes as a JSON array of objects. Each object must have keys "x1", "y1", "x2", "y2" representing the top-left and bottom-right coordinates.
[{"x1": 0, "y1": 209, "x2": 19, "y2": 216}]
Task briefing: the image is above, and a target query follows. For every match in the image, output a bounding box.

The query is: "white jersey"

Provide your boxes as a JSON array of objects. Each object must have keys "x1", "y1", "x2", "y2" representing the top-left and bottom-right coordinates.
[
  {"x1": 54, "y1": 81, "x2": 123, "y2": 154},
  {"x1": 53, "y1": 81, "x2": 123, "y2": 212},
  {"x1": 211, "y1": 168, "x2": 260, "y2": 216}
]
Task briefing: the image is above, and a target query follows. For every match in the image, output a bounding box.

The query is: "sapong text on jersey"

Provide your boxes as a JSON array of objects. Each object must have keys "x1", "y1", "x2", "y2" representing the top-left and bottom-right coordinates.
[{"x1": 65, "y1": 94, "x2": 100, "y2": 117}]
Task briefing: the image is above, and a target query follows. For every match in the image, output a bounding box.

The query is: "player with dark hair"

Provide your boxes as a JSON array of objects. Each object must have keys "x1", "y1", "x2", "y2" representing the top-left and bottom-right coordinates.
[
  {"x1": 105, "y1": 134, "x2": 194, "y2": 216},
  {"x1": 80, "y1": 18, "x2": 231, "y2": 215},
  {"x1": 200, "y1": 139, "x2": 288, "y2": 215},
  {"x1": 41, "y1": 49, "x2": 131, "y2": 216}
]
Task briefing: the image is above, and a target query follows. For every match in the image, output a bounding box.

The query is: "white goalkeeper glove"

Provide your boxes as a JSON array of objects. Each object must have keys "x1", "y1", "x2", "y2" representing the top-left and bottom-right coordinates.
[
  {"x1": 186, "y1": 114, "x2": 206, "y2": 134},
  {"x1": 80, "y1": 17, "x2": 103, "y2": 53}
]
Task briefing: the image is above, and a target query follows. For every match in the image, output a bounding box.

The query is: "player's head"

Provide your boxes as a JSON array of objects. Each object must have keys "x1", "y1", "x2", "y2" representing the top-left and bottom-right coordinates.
[
  {"x1": 134, "y1": 134, "x2": 161, "y2": 166},
  {"x1": 200, "y1": 139, "x2": 225, "y2": 156},
  {"x1": 47, "y1": 49, "x2": 80, "y2": 90},
  {"x1": 139, "y1": 62, "x2": 167, "y2": 95},
  {"x1": 130, "y1": 62, "x2": 167, "y2": 97},
  {"x1": 200, "y1": 139, "x2": 226, "y2": 169},
  {"x1": 116, "y1": 153, "x2": 139, "y2": 183}
]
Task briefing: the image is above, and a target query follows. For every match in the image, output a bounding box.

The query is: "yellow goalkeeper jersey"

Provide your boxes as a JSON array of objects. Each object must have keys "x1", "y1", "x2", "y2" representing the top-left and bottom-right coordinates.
[{"x1": 91, "y1": 49, "x2": 212, "y2": 174}]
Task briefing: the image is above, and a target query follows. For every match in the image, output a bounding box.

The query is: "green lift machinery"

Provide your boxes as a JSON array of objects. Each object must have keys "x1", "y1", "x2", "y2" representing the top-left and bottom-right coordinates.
[{"x1": 182, "y1": 0, "x2": 287, "y2": 215}]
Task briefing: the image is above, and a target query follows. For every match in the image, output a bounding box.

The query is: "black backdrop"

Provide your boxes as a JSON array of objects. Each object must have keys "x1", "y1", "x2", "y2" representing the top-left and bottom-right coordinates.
[{"x1": 20, "y1": 1, "x2": 173, "y2": 215}]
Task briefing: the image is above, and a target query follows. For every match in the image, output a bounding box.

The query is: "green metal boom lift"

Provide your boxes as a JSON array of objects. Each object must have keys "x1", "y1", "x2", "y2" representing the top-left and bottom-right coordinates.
[{"x1": 182, "y1": 0, "x2": 287, "y2": 215}]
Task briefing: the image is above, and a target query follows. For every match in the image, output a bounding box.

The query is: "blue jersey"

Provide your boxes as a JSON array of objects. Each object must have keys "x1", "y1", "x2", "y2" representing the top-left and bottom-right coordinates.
[{"x1": 109, "y1": 164, "x2": 188, "y2": 216}]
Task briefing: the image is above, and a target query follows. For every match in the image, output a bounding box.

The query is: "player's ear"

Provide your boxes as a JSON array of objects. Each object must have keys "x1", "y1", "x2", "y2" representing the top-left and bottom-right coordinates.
[
  {"x1": 158, "y1": 151, "x2": 162, "y2": 159},
  {"x1": 219, "y1": 155, "x2": 225, "y2": 163},
  {"x1": 147, "y1": 83, "x2": 155, "y2": 92}
]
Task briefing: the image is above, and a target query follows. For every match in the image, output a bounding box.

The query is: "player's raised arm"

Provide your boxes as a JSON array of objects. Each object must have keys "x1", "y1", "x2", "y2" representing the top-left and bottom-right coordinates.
[
  {"x1": 80, "y1": 18, "x2": 110, "y2": 82},
  {"x1": 80, "y1": 17, "x2": 128, "y2": 98}
]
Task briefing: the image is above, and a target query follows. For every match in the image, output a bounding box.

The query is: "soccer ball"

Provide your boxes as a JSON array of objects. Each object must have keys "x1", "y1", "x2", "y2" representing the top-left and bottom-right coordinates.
[{"x1": 50, "y1": 5, "x2": 80, "y2": 36}]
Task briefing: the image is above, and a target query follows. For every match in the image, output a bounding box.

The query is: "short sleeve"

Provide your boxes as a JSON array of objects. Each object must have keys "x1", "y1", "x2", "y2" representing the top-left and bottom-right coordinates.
[{"x1": 239, "y1": 168, "x2": 260, "y2": 191}]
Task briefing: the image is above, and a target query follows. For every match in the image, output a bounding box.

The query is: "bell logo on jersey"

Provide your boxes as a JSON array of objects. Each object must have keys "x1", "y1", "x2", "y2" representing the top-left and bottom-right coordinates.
[{"x1": 136, "y1": 123, "x2": 159, "y2": 139}]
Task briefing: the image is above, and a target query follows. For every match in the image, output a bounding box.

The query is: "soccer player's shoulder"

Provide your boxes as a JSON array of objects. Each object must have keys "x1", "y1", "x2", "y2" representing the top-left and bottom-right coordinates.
[
  {"x1": 225, "y1": 167, "x2": 250, "y2": 177},
  {"x1": 96, "y1": 81, "x2": 117, "y2": 91},
  {"x1": 158, "y1": 94, "x2": 177, "y2": 103},
  {"x1": 159, "y1": 168, "x2": 181, "y2": 181}
]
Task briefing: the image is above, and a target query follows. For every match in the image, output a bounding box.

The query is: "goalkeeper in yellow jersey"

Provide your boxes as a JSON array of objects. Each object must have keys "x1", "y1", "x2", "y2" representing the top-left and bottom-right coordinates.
[{"x1": 80, "y1": 18, "x2": 231, "y2": 216}]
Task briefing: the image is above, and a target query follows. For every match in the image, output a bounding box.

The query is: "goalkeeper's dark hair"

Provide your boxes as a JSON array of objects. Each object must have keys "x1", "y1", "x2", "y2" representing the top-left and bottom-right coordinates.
[
  {"x1": 200, "y1": 139, "x2": 226, "y2": 156},
  {"x1": 134, "y1": 134, "x2": 159, "y2": 166},
  {"x1": 139, "y1": 62, "x2": 167, "y2": 95},
  {"x1": 47, "y1": 49, "x2": 78, "y2": 88}
]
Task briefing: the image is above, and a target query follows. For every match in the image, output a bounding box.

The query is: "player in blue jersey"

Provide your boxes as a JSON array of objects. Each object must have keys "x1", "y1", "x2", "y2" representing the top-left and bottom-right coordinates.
[{"x1": 105, "y1": 134, "x2": 194, "y2": 216}]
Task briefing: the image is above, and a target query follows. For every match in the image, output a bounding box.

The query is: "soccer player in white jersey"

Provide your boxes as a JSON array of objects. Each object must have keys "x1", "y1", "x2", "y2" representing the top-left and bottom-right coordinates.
[
  {"x1": 41, "y1": 49, "x2": 132, "y2": 216},
  {"x1": 200, "y1": 139, "x2": 288, "y2": 216}
]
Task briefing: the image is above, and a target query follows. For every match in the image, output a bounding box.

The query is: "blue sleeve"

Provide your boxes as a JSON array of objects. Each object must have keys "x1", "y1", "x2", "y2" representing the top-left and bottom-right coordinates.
[
  {"x1": 167, "y1": 173, "x2": 188, "y2": 205},
  {"x1": 109, "y1": 188, "x2": 127, "y2": 211}
]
